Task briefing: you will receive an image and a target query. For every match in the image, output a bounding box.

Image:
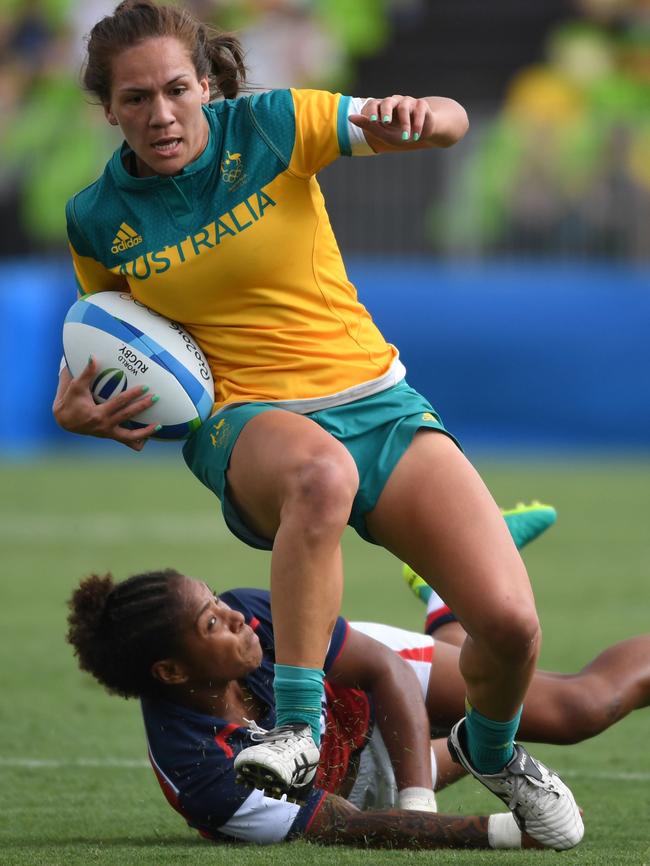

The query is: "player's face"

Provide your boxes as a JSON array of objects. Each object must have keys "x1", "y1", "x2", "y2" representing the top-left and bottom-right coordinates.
[
  {"x1": 105, "y1": 36, "x2": 210, "y2": 178},
  {"x1": 175, "y1": 577, "x2": 263, "y2": 685}
]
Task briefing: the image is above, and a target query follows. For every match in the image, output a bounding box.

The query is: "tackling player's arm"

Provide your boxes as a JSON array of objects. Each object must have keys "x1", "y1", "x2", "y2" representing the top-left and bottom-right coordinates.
[
  {"x1": 306, "y1": 793, "x2": 542, "y2": 850},
  {"x1": 326, "y1": 627, "x2": 433, "y2": 795},
  {"x1": 350, "y1": 95, "x2": 468, "y2": 152}
]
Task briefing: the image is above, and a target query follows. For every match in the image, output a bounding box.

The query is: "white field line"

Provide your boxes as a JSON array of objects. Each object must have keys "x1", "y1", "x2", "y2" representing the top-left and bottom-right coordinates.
[
  {"x1": 0, "y1": 757, "x2": 150, "y2": 768},
  {"x1": 0, "y1": 513, "x2": 229, "y2": 544},
  {"x1": 0, "y1": 757, "x2": 648, "y2": 782}
]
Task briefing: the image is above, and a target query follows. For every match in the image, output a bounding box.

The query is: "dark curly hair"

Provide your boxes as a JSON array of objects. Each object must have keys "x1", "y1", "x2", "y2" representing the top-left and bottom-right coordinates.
[
  {"x1": 66, "y1": 568, "x2": 186, "y2": 699},
  {"x1": 83, "y1": 0, "x2": 247, "y2": 104}
]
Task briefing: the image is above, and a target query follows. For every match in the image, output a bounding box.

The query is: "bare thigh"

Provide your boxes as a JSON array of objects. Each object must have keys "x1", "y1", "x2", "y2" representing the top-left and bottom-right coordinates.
[
  {"x1": 226, "y1": 409, "x2": 359, "y2": 540},
  {"x1": 365, "y1": 431, "x2": 537, "y2": 640}
]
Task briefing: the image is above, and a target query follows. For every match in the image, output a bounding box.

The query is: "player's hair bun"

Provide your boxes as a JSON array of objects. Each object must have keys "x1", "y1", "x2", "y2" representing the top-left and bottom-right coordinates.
[
  {"x1": 67, "y1": 573, "x2": 117, "y2": 677},
  {"x1": 66, "y1": 569, "x2": 185, "y2": 699}
]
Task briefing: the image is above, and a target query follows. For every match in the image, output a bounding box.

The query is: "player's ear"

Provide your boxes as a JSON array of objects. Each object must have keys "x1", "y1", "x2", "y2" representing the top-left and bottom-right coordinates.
[
  {"x1": 104, "y1": 103, "x2": 119, "y2": 126},
  {"x1": 199, "y1": 77, "x2": 210, "y2": 104},
  {"x1": 151, "y1": 658, "x2": 188, "y2": 686}
]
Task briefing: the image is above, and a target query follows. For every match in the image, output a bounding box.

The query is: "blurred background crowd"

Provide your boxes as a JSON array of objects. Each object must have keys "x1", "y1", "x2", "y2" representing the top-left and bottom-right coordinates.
[{"x1": 1, "y1": 0, "x2": 648, "y2": 259}]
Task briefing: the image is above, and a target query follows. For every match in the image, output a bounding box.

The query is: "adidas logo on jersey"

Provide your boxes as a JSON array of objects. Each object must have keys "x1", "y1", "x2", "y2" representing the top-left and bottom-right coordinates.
[{"x1": 111, "y1": 222, "x2": 143, "y2": 254}]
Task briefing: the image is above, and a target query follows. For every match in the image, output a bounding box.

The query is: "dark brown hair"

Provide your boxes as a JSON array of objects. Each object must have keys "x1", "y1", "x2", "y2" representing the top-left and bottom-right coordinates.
[
  {"x1": 67, "y1": 568, "x2": 186, "y2": 699},
  {"x1": 83, "y1": 0, "x2": 247, "y2": 104}
]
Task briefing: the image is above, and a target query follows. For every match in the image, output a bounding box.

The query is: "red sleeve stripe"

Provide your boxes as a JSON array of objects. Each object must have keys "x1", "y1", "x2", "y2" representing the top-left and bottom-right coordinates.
[
  {"x1": 397, "y1": 644, "x2": 434, "y2": 663},
  {"x1": 303, "y1": 790, "x2": 329, "y2": 834},
  {"x1": 214, "y1": 722, "x2": 240, "y2": 759},
  {"x1": 249, "y1": 616, "x2": 260, "y2": 631}
]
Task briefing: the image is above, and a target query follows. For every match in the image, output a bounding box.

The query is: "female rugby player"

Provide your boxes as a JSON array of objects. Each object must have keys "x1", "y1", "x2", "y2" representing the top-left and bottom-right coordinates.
[
  {"x1": 53, "y1": 2, "x2": 582, "y2": 846},
  {"x1": 68, "y1": 569, "x2": 650, "y2": 848}
]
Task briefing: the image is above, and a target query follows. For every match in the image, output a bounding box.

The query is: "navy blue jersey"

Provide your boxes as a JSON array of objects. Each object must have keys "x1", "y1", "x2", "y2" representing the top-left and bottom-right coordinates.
[{"x1": 142, "y1": 588, "x2": 353, "y2": 843}]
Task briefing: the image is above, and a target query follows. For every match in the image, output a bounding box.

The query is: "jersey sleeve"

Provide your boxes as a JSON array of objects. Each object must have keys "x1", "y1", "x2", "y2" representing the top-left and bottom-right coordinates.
[
  {"x1": 290, "y1": 88, "x2": 376, "y2": 176},
  {"x1": 248, "y1": 88, "x2": 375, "y2": 180},
  {"x1": 66, "y1": 196, "x2": 128, "y2": 296}
]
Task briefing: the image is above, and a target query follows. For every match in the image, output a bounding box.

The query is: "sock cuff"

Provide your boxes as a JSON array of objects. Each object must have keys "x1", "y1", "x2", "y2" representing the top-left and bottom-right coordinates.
[
  {"x1": 464, "y1": 703, "x2": 523, "y2": 774},
  {"x1": 274, "y1": 664, "x2": 324, "y2": 686},
  {"x1": 274, "y1": 665, "x2": 325, "y2": 745},
  {"x1": 466, "y1": 702, "x2": 523, "y2": 730}
]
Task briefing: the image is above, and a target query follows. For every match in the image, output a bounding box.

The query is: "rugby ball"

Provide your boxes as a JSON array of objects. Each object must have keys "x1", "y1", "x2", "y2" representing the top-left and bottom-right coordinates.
[{"x1": 63, "y1": 292, "x2": 214, "y2": 440}]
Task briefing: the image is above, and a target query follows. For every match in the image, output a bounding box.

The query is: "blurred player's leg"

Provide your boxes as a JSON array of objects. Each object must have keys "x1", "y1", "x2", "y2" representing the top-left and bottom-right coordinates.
[
  {"x1": 403, "y1": 500, "x2": 557, "y2": 607},
  {"x1": 403, "y1": 500, "x2": 557, "y2": 646}
]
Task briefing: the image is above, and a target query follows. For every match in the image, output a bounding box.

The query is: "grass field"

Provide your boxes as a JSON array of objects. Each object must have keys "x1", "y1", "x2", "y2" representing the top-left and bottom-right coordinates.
[{"x1": 1, "y1": 453, "x2": 649, "y2": 865}]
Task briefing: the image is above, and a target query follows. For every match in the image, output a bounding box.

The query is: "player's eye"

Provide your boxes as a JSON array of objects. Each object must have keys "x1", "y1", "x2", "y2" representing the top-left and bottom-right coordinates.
[
  {"x1": 170, "y1": 86, "x2": 186, "y2": 97},
  {"x1": 207, "y1": 615, "x2": 217, "y2": 631}
]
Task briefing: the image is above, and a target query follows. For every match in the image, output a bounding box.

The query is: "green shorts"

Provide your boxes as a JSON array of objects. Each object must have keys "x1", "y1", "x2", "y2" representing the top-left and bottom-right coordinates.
[{"x1": 182, "y1": 380, "x2": 460, "y2": 550}]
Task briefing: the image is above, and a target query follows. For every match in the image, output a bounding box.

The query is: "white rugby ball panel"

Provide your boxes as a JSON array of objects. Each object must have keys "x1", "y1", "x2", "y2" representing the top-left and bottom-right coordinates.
[
  {"x1": 63, "y1": 323, "x2": 199, "y2": 425},
  {"x1": 82, "y1": 292, "x2": 212, "y2": 388},
  {"x1": 62, "y1": 292, "x2": 214, "y2": 440}
]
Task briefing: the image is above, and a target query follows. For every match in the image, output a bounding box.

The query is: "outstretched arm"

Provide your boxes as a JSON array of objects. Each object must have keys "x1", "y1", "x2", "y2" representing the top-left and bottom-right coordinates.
[
  {"x1": 327, "y1": 627, "x2": 433, "y2": 796},
  {"x1": 350, "y1": 95, "x2": 469, "y2": 152},
  {"x1": 306, "y1": 793, "x2": 539, "y2": 850}
]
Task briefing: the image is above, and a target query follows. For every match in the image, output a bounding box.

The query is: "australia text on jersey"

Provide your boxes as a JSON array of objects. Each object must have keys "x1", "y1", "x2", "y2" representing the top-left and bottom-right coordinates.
[{"x1": 115, "y1": 188, "x2": 276, "y2": 280}]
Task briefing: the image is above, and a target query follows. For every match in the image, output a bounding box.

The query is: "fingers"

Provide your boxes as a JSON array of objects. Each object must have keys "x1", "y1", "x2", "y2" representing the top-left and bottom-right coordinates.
[
  {"x1": 64, "y1": 357, "x2": 97, "y2": 400},
  {"x1": 101, "y1": 390, "x2": 160, "y2": 433},
  {"x1": 54, "y1": 354, "x2": 164, "y2": 447},
  {"x1": 394, "y1": 96, "x2": 416, "y2": 139},
  {"x1": 352, "y1": 95, "x2": 433, "y2": 144},
  {"x1": 409, "y1": 99, "x2": 431, "y2": 141},
  {"x1": 74, "y1": 361, "x2": 162, "y2": 441},
  {"x1": 120, "y1": 421, "x2": 160, "y2": 451},
  {"x1": 74, "y1": 355, "x2": 97, "y2": 386},
  {"x1": 105, "y1": 385, "x2": 157, "y2": 419},
  {"x1": 125, "y1": 439, "x2": 146, "y2": 452}
]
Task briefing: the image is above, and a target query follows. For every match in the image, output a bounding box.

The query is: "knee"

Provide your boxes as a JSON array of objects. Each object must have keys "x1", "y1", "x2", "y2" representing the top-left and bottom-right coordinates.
[
  {"x1": 283, "y1": 451, "x2": 359, "y2": 532},
  {"x1": 475, "y1": 605, "x2": 541, "y2": 666}
]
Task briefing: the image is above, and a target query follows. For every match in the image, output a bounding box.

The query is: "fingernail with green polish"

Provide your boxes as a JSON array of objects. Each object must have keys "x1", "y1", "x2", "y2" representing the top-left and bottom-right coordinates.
[
  {"x1": 151, "y1": 394, "x2": 160, "y2": 403},
  {"x1": 370, "y1": 113, "x2": 377, "y2": 122},
  {"x1": 154, "y1": 424, "x2": 162, "y2": 432},
  {"x1": 141, "y1": 385, "x2": 150, "y2": 394},
  {"x1": 413, "y1": 132, "x2": 420, "y2": 142},
  {"x1": 402, "y1": 131, "x2": 410, "y2": 141},
  {"x1": 382, "y1": 114, "x2": 390, "y2": 123}
]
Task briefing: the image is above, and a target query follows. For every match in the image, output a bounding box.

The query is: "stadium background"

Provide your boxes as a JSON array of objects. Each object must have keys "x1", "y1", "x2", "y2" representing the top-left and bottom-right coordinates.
[{"x1": 1, "y1": 2, "x2": 649, "y2": 865}]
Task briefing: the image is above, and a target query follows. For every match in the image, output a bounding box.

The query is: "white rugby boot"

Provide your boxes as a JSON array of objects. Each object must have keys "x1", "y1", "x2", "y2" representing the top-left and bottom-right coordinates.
[
  {"x1": 234, "y1": 722, "x2": 320, "y2": 804},
  {"x1": 448, "y1": 719, "x2": 584, "y2": 850}
]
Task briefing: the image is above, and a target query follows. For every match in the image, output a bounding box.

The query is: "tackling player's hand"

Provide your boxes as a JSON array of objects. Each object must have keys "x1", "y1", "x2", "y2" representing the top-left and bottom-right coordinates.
[{"x1": 52, "y1": 357, "x2": 159, "y2": 451}]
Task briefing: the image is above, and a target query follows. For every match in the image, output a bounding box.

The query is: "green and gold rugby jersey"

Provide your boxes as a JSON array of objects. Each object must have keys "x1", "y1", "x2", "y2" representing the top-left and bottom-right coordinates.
[{"x1": 66, "y1": 88, "x2": 405, "y2": 414}]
